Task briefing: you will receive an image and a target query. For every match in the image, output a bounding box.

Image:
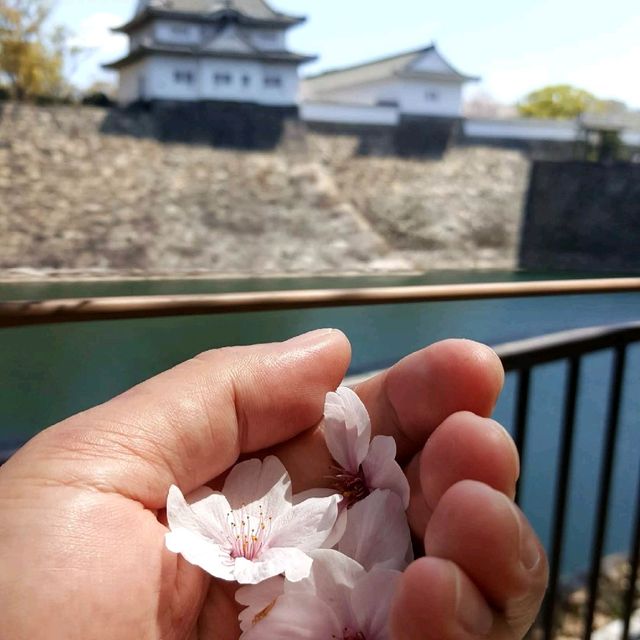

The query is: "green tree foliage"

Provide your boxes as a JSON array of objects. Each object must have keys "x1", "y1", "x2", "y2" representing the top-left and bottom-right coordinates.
[
  {"x1": 518, "y1": 84, "x2": 599, "y2": 119},
  {"x1": 0, "y1": 0, "x2": 66, "y2": 99}
]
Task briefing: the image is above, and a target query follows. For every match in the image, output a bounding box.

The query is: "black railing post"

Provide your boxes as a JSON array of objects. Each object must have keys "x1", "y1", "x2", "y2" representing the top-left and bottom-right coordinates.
[
  {"x1": 621, "y1": 461, "x2": 640, "y2": 640},
  {"x1": 514, "y1": 367, "x2": 531, "y2": 506},
  {"x1": 542, "y1": 356, "x2": 581, "y2": 640},
  {"x1": 583, "y1": 344, "x2": 628, "y2": 640}
]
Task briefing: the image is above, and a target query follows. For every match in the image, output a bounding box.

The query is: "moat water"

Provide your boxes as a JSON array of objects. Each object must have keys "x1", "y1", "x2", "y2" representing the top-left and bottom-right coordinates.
[{"x1": 1, "y1": 270, "x2": 639, "y2": 579}]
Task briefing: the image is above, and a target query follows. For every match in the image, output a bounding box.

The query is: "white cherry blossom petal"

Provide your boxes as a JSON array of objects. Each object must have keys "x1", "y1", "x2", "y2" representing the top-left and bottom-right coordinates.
[
  {"x1": 292, "y1": 487, "x2": 338, "y2": 504},
  {"x1": 261, "y1": 547, "x2": 313, "y2": 583},
  {"x1": 223, "y1": 456, "x2": 292, "y2": 516},
  {"x1": 241, "y1": 594, "x2": 342, "y2": 639},
  {"x1": 236, "y1": 577, "x2": 285, "y2": 632},
  {"x1": 165, "y1": 528, "x2": 235, "y2": 581},
  {"x1": 337, "y1": 490, "x2": 412, "y2": 571},
  {"x1": 166, "y1": 484, "x2": 230, "y2": 545},
  {"x1": 294, "y1": 549, "x2": 363, "y2": 628},
  {"x1": 231, "y1": 546, "x2": 312, "y2": 585},
  {"x1": 268, "y1": 494, "x2": 341, "y2": 552},
  {"x1": 351, "y1": 569, "x2": 402, "y2": 640},
  {"x1": 293, "y1": 487, "x2": 347, "y2": 548},
  {"x1": 324, "y1": 387, "x2": 371, "y2": 472},
  {"x1": 361, "y1": 435, "x2": 411, "y2": 508}
]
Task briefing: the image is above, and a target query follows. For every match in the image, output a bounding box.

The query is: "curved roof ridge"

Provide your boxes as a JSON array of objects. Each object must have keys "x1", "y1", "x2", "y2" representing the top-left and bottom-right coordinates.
[{"x1": 307, "y1": 44, "x2": 435, "y2": 80}]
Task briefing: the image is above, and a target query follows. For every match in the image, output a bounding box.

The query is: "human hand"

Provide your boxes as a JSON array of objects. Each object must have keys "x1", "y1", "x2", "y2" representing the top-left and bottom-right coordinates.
[{"x1": 0, "y1": 330, "x2": 547, "y2": 639}]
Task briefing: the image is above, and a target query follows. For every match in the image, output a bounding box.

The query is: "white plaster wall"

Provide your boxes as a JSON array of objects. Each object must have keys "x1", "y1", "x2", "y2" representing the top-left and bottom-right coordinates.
[
  {"x1": 623, "y1": 130, "x2": 640, "y2": 146},
  {"x1": 200, "y1": 58, "x2": 260, "y2": 102},
  {"x1": 143, "y1": 56, "x2": 298, "y2": 105},
  {"x1": 301, "y1": 102, "x2": 399, "y2": 126},
  {"x1": 408, "y1": 49, "x2": 454, "y2": 74},
  {"x1": 146, "y1": 56, "x2": 200, "y2": 100},
  {"x1": 257, "y1": 63, "x2": 299, "y2": 105},
  {"x1": 311, "y1": 78, "x2": 463, "y2": 117},
  {"x1": 243, "y1": 28, "x2": 287, "y2": 51},
  {"x1": 154, "y1": 20, "x2": 202, "y2": 46},
  {"x1": 200, "y1": 60, "x2": 298, "y2": 105},
  {"x1": 464, "y1": 118, "x2": 578, "y2": 141},
  {"x1": 118, "y1": 60, "x2": 150, "y2": 104}
]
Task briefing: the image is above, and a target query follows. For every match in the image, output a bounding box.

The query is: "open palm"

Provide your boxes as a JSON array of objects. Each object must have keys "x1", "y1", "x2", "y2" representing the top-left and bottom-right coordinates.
[{"x1": 0, "y1": 330, "x2": 547, "y2": 640}]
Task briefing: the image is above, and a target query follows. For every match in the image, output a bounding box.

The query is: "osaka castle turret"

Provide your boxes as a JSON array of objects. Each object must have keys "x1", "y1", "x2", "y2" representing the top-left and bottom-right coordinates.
[{"x1": 105, "y1": 0, "x2": 316, "y2": 108}]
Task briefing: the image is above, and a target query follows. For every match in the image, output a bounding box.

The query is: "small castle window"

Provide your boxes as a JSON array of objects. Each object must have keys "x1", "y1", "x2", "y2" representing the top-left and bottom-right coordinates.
[
  {"x1": 214, "y1": 72, "x2": 232, "y2": 86},
  {"x1": 242, "y1": 75, "x2": 251, "y2": 87},
  {"x1": 174, "y1": 70, "x2": 194, "y2": 84},
  {"x1": 426, "y1": 90, "x2": 439, "y2": 101},
  {"x1": 171, "y1": 24, "x2": 190, "y2": 35},
  {"x1": 264, "y1": 75, "x2": 282, "y2": 88}
]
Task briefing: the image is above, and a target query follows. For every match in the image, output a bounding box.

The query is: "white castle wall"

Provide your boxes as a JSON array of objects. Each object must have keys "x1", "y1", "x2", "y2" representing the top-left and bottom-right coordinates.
[
  {"x1": 122, "y1": 56, "x2": 299, "y2": 105},
  {"x1": 303, "y1": 78, "x2": 464, "y2": 118}
]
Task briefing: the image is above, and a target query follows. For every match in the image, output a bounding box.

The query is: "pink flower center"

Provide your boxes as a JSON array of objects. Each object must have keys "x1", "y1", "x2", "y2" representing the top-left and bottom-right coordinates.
[
  {"x1": 226, "y1": 505, "x2": 272, "y2": 561},
  {"x1": 332, "y1": 465, "x2": 370, "y2": 508}
]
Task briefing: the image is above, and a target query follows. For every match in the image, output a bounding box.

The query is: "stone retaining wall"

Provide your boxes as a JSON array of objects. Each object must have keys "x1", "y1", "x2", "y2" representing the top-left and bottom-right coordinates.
[{"x1": 0, "y1": 103, "x2": 529, "y2": 275}]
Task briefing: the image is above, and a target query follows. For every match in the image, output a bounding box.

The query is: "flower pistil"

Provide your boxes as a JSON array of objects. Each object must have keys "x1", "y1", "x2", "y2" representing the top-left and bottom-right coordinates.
[{"x1": 228, "y1": 505, "x2": 272, "y2": 561}]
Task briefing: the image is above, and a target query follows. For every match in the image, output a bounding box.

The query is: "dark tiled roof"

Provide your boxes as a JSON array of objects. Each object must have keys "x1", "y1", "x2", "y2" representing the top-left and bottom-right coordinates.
[
  {"x1": 302, "y1": 45, "x2": 478, "y2": 96},
  {"x1": 147, "y1": 0, "x2": 293, "y2": 21},
  {"x1": 104, "y1": 44, "x2": 316, "y2": 69},
  {"x1": 116, "y1": 0, "x2": 305, "y2": 31}
]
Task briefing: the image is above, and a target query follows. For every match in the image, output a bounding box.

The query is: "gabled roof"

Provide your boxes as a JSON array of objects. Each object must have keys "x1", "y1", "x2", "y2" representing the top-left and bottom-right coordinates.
[
  {"x1": 115, "y1": 0, "x2": 305, "y2": 32},
  {"x1": 201, "y1": 23, "x2": 257, "y2": 53},
  {"x1": 303, "y1": 44, "x2": 479, "y2": 96}
]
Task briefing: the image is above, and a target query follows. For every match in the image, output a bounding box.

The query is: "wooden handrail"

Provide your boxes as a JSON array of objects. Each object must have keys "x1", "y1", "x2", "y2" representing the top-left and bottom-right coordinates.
[{"x1": 1, "y1": 278, "x2": 640, "y2": 328}]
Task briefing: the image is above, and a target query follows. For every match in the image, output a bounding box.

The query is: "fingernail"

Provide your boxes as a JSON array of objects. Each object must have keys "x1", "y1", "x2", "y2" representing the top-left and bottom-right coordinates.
[
  {"x1": 489, "y1": 420, "x2": 521, "y2": 481},
  {"x1": 286, "y1": 328, "x2": 336, "y2": 347},
  {"x1": 520, "y1": 526, "x2": 541, "y2": 571},
  {"x1": 507, "y1": 499, "x2": 541, "y2": 571},
  {"x1": 454, "y1": 565, "x2": 494, "y2": 636}
]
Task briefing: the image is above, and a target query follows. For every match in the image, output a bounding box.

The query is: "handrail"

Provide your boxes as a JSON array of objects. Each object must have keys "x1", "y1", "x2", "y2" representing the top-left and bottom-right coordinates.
[
  {"x1": 495, "y1": 321, "x2": 640, "y2": 370},
  {"x1": 1, "y1": 277, "x2": 640, "y2": 328},
  {"x1": 344, "y1": 321, "x2": 640, "y2": 385}
]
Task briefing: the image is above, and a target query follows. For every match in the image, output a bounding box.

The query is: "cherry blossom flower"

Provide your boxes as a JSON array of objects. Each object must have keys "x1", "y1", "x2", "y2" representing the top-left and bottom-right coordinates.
[
  {"x1": 324, "y1": 387, "x2": 410, "y2": 509},
  {"x1": 236, "y1": 488, "x2": 412, "y2": 633},
  {"x1": 241, "y1": 549, "x2": 401, "y2": 640},
  {"x1": 165, "y1": 456, "x2": 341, "y2": 584}
]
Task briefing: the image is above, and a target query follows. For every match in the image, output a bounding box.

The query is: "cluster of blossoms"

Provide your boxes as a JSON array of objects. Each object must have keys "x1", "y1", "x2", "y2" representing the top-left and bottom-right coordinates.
[{"x1": 166, "y1": 387, "x2": 412, "y2": 639}]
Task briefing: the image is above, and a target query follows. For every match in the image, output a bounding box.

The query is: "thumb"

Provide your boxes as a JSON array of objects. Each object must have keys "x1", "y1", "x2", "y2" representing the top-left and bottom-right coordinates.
[{"x1": 2, "y1": 329, "x2": 351, "y2": 508}]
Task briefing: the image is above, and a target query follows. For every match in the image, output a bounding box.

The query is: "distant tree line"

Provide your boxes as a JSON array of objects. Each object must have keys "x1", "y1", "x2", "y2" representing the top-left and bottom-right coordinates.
[
  {"x1": 518, "y1": 84, "x2": 632, "y2": 120},
  {"x1": 0, "y1": 0, "x2": 117, "y2": 106},
  {"x1": 0, "y1": 0, "x2": 67, "y2": 100}
]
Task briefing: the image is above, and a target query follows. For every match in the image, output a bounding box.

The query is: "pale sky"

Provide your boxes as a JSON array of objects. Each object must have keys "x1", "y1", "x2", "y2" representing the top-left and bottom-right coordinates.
[{"x1": 51, "y1": 0, "x2": 640, "y2": 108}]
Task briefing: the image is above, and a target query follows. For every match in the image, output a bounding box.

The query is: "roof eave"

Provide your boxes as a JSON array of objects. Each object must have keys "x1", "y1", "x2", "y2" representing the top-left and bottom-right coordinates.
[
  {"x1": 103, "y1": 46, "x2": 316, "y2": 69},
  {"x1": 398, "y1": 70, "x2": 480, "y2": 83},
  {"x1": 112, "y1": 8, "x2": 305, "y2": 33}
]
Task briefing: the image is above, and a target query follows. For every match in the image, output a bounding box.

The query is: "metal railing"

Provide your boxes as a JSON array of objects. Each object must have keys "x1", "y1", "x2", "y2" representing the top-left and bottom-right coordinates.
[
  {"x1": 1, "y1": 278, "x2": 639, "y2": 638},
  {"x1": 1, "y1": 277, "x2": 640, "y2": 328},
  {"x1": 495, "y1": 323, "x2": 640, "y2": 640}
]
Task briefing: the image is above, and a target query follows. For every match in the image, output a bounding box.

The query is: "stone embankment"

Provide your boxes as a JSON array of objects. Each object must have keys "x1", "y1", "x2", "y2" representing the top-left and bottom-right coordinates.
[{"x1": 0, "y1": 103, "x2": 529, "y2": 277}]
